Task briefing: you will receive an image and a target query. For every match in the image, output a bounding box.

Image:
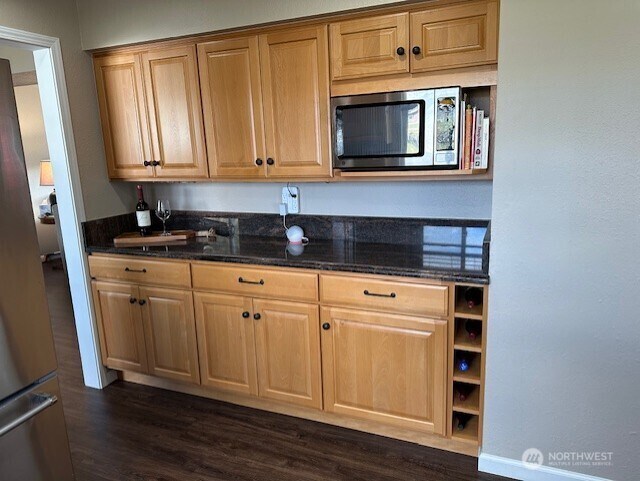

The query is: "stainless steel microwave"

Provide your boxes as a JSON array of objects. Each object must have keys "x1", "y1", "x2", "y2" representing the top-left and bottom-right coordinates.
[{"x1": 331, "y1": 87, "x2": 461, "y2": 171}]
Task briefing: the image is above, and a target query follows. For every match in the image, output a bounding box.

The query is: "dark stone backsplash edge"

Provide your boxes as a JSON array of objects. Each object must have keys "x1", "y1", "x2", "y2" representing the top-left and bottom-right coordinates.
[
  {"x1": 83, "y1": 211, "x2": 490, "y2": 284},
  {"x1": 83, "y1": 210, "x2": 490, "y2": 247}
]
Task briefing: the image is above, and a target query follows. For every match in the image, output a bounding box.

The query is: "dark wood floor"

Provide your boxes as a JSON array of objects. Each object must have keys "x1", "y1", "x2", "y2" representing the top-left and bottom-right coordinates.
[{"x1": 43, "y1": 260, "x2": 508, "y2": 481}]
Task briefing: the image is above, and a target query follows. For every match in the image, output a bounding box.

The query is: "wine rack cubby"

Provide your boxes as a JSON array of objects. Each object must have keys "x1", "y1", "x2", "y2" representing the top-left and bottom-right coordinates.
[{"x1": 448, "y1": 284, "x2": 488, "y2": 447}]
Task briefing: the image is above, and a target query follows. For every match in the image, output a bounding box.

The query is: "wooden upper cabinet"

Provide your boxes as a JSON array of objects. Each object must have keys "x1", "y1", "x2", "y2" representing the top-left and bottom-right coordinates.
[
  {"x1": 93, "y1": 54, "x2": 152, "y2": 179},
  {"x1": 91, "y1": 281, "x2": 148, "y2": 373},
  {"x1": 321, "y1": 307, "x2": 447, "y2": 435},
  {"x1": 410, "y1": 0, "x2": 498, "y2": 72},
  {"x1": 259, "y1": 25, "x2": 331, "y2": 178},
  {"x1": 197, "y1": 37, "x2": 266, "y2": 178},
  {"x1": 93, "y1": 2, "x2": 499, "y2": 181},
  {"x1": 141, "y1": 46, "x2": 208, "y2": 178},
  {"x1": 193, "y1": 292, "x2": 258, "y2": 395},
  {"x1": 138, "y1": 286, "x2": 200, "y2": 384},
  {"x1": 329, "y1": 13, "x2": 409, "y2": 80},
  {"x1": 253, "y1": 299, "x2": 322, "y2": 409}
]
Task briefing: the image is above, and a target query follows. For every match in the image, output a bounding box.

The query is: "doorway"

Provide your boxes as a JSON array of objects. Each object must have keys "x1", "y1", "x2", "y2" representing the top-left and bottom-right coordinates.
[
  {"x1": 0, "y1": 46, "x2": 63, "y2": 266},
  {"x1": 0, "y1": 26, "x2": 114, "y2": 389}
]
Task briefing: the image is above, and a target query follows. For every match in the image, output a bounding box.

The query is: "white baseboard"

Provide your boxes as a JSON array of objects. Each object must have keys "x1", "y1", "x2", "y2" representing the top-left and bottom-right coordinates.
[{"x1": 478, "y1": 453, "x2": 613, "y2": 481}]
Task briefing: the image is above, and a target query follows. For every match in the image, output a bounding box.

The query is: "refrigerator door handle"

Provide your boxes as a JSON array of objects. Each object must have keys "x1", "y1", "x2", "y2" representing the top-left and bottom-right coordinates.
[{"x1": 0, "y1": 393, "x2": 58, "y2": 437}]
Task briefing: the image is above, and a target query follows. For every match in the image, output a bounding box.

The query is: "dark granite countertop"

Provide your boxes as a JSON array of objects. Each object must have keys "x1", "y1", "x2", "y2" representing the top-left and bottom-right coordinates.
[{"x1": 84, "y1": 212, "x2": 490, "y2": 284}]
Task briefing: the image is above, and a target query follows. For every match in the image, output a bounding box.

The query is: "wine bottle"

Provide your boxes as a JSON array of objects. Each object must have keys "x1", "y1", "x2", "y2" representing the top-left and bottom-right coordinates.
[
  {"x1": 465, "y1": 320, "x2": 482, "y2": 340},
  {"x1": 457, "y1": 354, "x2": 472, "y2": 372},
  {"x1": 455, "y1": 384, "x2": 473, "y2": 402},
  {"x1": 464, "y1": 287, "x2": 483, "y2": 309},
  {"x1": 135, "y1": 185, "x2": 151, "y2": 236},
  {"x1": 456, "y1": 414, "x2": 471, "y2": 431}
]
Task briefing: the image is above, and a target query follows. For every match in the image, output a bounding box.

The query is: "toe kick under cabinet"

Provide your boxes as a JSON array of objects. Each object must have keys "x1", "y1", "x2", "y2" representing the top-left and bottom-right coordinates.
[{"x1": 88, "y1": 254, "x2": 487, "y2": 456}]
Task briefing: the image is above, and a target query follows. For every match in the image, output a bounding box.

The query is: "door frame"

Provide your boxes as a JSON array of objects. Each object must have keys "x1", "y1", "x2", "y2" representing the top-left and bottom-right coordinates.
[{"x1": 0, "y1": 25, "x2": 115, "y2": 389}]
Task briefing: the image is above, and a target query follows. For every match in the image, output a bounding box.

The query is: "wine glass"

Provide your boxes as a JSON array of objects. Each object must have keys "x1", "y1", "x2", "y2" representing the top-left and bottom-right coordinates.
[{"x1": 156, "y1": 200, "x2": 171, "y2": 236}]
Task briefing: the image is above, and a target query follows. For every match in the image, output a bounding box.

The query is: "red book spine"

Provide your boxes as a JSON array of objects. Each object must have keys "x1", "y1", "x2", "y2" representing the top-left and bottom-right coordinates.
[{"x1": 463, "y1": 106, "x2": 473, "y2": 170}]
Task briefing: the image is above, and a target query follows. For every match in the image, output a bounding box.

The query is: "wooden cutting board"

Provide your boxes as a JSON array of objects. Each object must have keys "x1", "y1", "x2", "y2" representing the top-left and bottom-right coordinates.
[{"x1": 113, "y1": 230, "x2": 195, "y2": 246}]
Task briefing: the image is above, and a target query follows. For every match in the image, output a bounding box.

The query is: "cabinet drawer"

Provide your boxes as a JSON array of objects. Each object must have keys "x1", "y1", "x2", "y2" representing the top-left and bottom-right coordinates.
[
  {"x1": 192, "y1": 263, "x2": 318, "y2": 302},
  {"x1": 88, "y1": 255, "x2": 191, "y2": 288},
  {"x1": 320, "y1": 274, "x2": 448, "y2": 317}
]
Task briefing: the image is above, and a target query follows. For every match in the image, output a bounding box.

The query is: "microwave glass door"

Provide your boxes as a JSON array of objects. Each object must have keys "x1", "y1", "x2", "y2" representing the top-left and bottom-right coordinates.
[
  {"x1": 336, "y1": 101, "x2": 424, "y2": 158},
  {"x1": 332, "y1": 90, "x2": 435, "y2": 170}
]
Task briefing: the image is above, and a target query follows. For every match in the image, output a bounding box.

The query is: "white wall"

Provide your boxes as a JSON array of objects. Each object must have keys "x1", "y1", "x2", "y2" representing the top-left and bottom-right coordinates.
[
  {"x1": 483, "y1": 1, "x2": 640, "y2": 480},
  {"x1": 0, "y1": 44, "x2": 34, "y2": 72},
  {"x1": 0, "y1": 0, "x2": 135, "y2": 220},
  {"x1": 14, "y1": 84, "x2": 59, "y2": 255},
  {"x1": 146, "y1": 181, "x2": 493, "y2": 219},
  {"x1": 77, "y1": 0, "x2": 402, "y2": 50}
]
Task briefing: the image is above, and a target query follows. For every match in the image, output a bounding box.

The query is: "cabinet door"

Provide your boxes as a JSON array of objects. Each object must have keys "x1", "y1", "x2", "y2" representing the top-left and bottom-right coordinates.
[
  {"x1": 93, "y1": 54, "x2": 153, "y2": 179},
  {"x1": 259, "y1": 25, "x2": 331, "y2": 178},
  {"x1": 138, "y1": 286, "x2": 200, "y2": 384},
  {"x1": 193, "y1": 292, "x2": 258, "y2": 395},
  {"x1": 91, "y1": 281, "x2": 148, "y2": 373},
  {"x1": 321, "y1": 307, "x2": 447, "y2": 434},
  {"x1": 410, "y1": 0, "x2": 498, "y2": 72},
  {"x1": 198, "y1": 37, "x2": 266, "y2": 179},
  {"x1": 141, "y1": 46, "x2": 209, "y2": 178},
  {"x1": 253, "y1": 299, "x2": 322, "y2": 409},
  {"x1": 329, "y1": 13, "x2": 409, "y2": 80}
]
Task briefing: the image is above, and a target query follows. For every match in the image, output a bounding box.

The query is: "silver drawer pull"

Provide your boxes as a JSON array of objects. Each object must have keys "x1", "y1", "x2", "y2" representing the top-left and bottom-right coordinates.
[
  {"x1": 238, "y1": 277, "x2": 264, "y2": 285},
  {"x1": 363, "y1": 289, "x2": 396, "y2": 298},
  {"x1": 125, "y1": 267, "x2": 147, "y2": 273},
  {"x1": 0, "y1": 393, "x2": 57, "y2": 437}
]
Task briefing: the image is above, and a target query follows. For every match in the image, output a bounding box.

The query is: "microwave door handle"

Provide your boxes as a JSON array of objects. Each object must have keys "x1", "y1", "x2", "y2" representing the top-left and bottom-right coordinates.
[{"x1": 0, "y1": 393, "x2": 58, "y2": 437}]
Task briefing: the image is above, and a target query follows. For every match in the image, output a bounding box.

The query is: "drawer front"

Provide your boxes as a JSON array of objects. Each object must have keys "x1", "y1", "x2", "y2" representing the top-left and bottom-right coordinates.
[
  {"x1": 88, "y1": 255, "x2": 191, "y2": 288},
  {"x1": 320, "y1": 274, "x2": 448, "y2": 317},
  {"x1": 192, "y1": 263, "x2": 318, "y2": 302}
]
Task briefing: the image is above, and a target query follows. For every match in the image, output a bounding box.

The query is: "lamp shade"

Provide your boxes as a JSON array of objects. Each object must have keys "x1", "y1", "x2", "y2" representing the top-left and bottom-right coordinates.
[{"x1": 39, "y1": 160, "x2": 54, "y2": 186}]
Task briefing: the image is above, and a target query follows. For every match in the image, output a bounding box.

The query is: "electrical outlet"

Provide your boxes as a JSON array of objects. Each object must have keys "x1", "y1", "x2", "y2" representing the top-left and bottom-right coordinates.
[{"x1": 281, "y1": 186, "x2": 299, "y2": 214}]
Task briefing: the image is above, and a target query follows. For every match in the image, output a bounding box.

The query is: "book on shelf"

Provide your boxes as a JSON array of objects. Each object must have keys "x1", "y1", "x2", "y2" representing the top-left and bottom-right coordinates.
[
  {"x1": 463, "y1": 105, "x2": 473, "y2": 170},
  {"x1": 473, "y1": 109, "x2": 484, "y2": 168},
  {"x1": 459, "y1": 100, "x2": 490, "y2": 170},
  {"x1": 480, "y1": 117, "x2": 490, "y2": 169},
  {"x1": 458, "y1": 97, "x2": 466, "y2": 168}
]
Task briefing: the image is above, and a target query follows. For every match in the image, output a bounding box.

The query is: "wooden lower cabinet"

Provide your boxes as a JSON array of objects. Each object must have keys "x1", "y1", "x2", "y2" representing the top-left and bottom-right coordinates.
[
  {"x1": 193, "y1": 292, "x2": 258, "y2": 395},
  {"x1": 92, "y1": 280, "x2": 199, "y2": 383},
  {"x1": 92, "y1": 281, "x2": 148, "y2": 373},
  {"x1": 139, "y1": 286, "x2": 200, "y2": 384},
  {"x1": 91, "y1": 256, "x2": 468, "y2": 451},
  {"x1": 193, "y1": 294, "x2": 322, "y2": 409},
  {"x1": 320, "y1": 306, "x2": 447, "y2": 435},
  {"x1": 253, "y1": 299, "x2": 322, "y2": 409}
]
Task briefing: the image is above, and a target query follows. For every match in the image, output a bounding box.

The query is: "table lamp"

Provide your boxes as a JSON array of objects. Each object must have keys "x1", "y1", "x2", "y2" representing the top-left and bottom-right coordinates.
[
  {"x1": 39, "y1": 160, "x2": 54, "y2": 186},
  {"x1": 39, "y1": 160, "x2": 56, "y2": 214}
]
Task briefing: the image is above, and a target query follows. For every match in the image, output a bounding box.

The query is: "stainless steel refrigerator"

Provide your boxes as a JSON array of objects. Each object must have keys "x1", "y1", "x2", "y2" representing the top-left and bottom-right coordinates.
[{"x1": 0, "y1": 58, "x2": 75, "y2": 480}]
